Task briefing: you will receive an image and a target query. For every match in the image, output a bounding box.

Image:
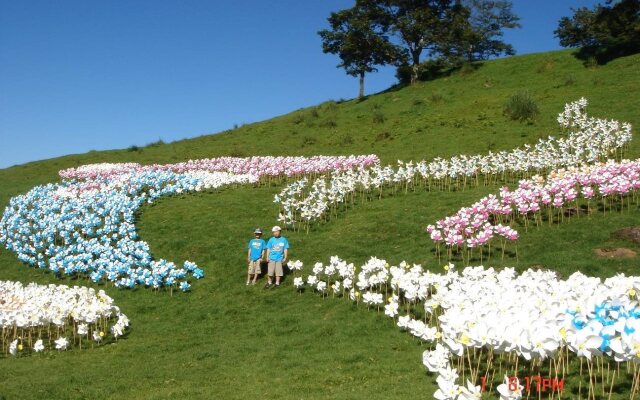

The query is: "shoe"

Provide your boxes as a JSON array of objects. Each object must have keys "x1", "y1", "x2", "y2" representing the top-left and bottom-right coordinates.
[
  {"x1": 251, "y1": 281, "x2": 256, "y2": 285},
  {"x1": 264, "y1": 283, "x2": 273, "y2": 289},
  {"x1": 274, "y1": 284, "x2": 280, "y2": 288},
  {"x1": 246, "y1": 281, "x2": 250, "y2": 285}
]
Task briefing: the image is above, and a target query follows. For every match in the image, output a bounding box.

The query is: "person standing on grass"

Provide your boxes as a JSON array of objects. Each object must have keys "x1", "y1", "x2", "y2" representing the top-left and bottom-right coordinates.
[
  {"x1": 247, "y1": 228, "x2": 266, "y2": 285},
  {"x1": 265, "y1": 225, "x2": 289, "y2": 289}
]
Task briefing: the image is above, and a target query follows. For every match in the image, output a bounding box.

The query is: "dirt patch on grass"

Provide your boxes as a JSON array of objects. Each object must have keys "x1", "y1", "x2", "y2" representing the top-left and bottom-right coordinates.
[
  {"x1": 614, "y1": 227, "x2": 640, "y2": 244},
  {"x1": 594, "y1": 248, "x2": 637, "y2": 259}
]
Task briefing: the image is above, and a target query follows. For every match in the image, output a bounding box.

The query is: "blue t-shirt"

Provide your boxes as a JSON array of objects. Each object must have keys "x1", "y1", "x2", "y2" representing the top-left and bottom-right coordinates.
[
  {"x1": 248, "y1": 238, "x2": 266, "y2": 261},
  {"x1": 266, "y1": 236, "x2": 289, "y2": 262}
]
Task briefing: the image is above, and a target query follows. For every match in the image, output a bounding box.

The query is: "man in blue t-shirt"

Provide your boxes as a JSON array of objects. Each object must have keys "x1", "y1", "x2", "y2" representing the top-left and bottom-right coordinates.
[
  {"x1": 265, "y1": 225, "x2": 289, "y2": 288},
  {"x1": 246, "y1": 228, "x2": 266, "y2": 285}
]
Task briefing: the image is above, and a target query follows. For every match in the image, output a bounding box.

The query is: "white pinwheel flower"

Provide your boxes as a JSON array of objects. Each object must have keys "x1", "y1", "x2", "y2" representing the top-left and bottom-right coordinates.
[
  {"x1": 423, "y1": 344, "x2": 450, "y2": 372},
  {"x1": 527, "y1": 325, "x2": 561, "y2": 359},
  {"x1": 117, "y1": 314, "x2": 130, "y2": 327},
  {"x1": 289, "y1": 260, "x2": 303, "y2": 271},
  {"x1": 9, "y1": 339, "x2": 18, "y2": 356},
  {"x1": 433, "y1": 364, "x2": 460, "y2": 400},
  {"x1": 112, "y1": 323, "x2": 125, "y2": 338},
  {"x1": 397, "y1": 315, "x2": 411, "y2": 329},
  {"x1": 331, "y1": 281, "x2": 341, "y2": 294},
  {"x1": 33, "y1": 339, "x2": 45, "y2": 352},
  {"x1": 93, "y1": 330, "x2": 104, "y2": 342},
  {"x1": 384, "y1": 300, "x2": 399, "y2": 318},
  {"x1": 568, "y1": 328, "x2": 602, "y2": 360},
  {"x1": 342, "y1": 277, "x2": 353, "y2": 289},
  {"x1": 362, "y1": 291, "x2": 383, "y2": 306},
  {"x1": 293, "y1": 277, "x2": 304, "y2": 288},
  {"x1": 457, "y1": 379, "x2": 482, "y2": 400},
  {"x1": 497, "y1": 375, "x2": 524, "y2": 400},
  {"x1": 312, "y1": 262, "x2": 324, "y2": 275},
  {"x1": 55, "y1": 336, "x2": 69, "y2": 350},
  {"x1": 77, "y1": 323, "x2": 89, "y2": 336},
  {"x1": 443, "y1": 336, "x2": 464, "y2": 356},
  {"x1": 316, "y1": 281, "x2": 327, "y2": 292},
  {"x1": 434, "y1": 375, "x2": 459, "y2": 400}
]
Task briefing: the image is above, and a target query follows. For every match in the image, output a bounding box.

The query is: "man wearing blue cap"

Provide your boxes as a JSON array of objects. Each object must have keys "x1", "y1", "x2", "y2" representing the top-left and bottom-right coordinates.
[{"x1": 247, "y1": 228, "x2": 266, "y2": 285}]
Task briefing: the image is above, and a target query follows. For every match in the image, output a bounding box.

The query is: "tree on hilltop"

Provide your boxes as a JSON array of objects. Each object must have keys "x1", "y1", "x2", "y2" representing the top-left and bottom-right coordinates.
[
  {"x1": 318, "y1": 4, "x2": 400, "y2": 99},
  {"x1": 320, "y1": 0, "x2": 520, "y2": 88},
  {"x1": 440, "y1": 0, "x2": 520, "y2": 66},
  {"x1": 367, "y1": 0, "x2": 458, "y2": 85}
]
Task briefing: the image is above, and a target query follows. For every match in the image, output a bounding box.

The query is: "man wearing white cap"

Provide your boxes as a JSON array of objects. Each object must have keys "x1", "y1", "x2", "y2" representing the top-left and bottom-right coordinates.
[{"x1": 265, "y1": 226, "x2": 289, "y2": 288}]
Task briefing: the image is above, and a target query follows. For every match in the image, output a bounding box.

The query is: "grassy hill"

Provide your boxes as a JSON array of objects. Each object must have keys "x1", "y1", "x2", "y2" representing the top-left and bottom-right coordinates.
[{"x1": 1, "y1": 49, "x2": 640, "y2": 399}]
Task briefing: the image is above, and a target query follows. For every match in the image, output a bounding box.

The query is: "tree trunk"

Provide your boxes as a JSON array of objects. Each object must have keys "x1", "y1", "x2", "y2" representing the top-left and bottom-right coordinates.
[
  {"x1": 410, "y1": 49, "x2": 422, "y2": 85},
  {"x1": 410, "y1": 64, "x2": 418, "y2": 85},
  {"x1": 359, "y1": 72, "x2": 365, "y2": 99}
]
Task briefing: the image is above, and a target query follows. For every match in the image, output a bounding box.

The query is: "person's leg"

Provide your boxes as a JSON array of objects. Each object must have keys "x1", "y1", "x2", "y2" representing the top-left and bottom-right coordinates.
[
  {"x1": 251, "y1": 261, "x2": 259, "y2": 284},
  {"x1": 246, "y1": 263, "x2": 252, "y2": 285},
  {"x1": 275, "y1": 262, "x2": 283, "y2": 286},
  {"x1": 266, "y1": 261, "x2": 275, "y2": 287}
]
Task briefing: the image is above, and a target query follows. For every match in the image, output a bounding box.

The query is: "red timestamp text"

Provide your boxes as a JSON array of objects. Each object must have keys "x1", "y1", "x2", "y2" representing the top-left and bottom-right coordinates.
[{"x1": 480, "y1": 375, "x2": 565, "y2": 393}]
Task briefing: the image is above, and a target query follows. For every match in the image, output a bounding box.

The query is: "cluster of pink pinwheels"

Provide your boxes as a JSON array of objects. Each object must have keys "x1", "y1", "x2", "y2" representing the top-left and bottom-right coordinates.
[
  {"x1": 427, "y1": 159, "x2": 640, "y2": 258},
  {"x1": 59, "y1": 155, "x2": 379, "y2": 180}
]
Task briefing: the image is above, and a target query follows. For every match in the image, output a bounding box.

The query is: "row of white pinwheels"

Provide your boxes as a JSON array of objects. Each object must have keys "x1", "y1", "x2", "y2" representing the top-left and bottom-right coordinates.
[
  {"x1": 1, "y1": 280, "x2": 129, "y2": 357},
  {"x1": 427, "y1": 158, "x2": 640, "y2": 264},
  {"x1": 274, "y1": 99, "x2": 633, "y2": 229},
  {"x1": 295, "y1": 256, "x2": 640, "y2": 399},
  {"x1": 0, "y1": 155, "x2": 377, "y2": 292}
]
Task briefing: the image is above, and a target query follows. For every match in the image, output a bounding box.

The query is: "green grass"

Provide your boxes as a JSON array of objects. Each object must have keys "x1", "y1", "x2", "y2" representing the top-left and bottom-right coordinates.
[{"x1": 1, "y1": 49, "x2": 640, "y2": 399}]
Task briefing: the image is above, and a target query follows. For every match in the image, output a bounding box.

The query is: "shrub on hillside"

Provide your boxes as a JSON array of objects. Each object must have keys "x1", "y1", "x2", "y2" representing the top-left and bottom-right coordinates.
[
  {"x1": 146, "y1": 139, "x2": 165, "y2": 147},
  {"x1": 302, "y1": 135, "x2": 317, "y2": 146},
  {"x1": 372, "y1": 111, "x2": 385, "y2": 124},
  {"x1": 430, "y1": 92, "x2": 444, "y2": 103},
  {"x1": 321, "y1": 118, "x2": 337, "y2": 128},
  {"x1": 503, "y1": 91, "x2": 539, "y2": 122}
]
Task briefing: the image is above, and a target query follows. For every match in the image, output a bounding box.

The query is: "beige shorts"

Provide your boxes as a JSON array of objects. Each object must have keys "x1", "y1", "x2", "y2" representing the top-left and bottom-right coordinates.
[
  {"x1": 248, "y1": 260, "x2": 261, "y2": 275},
  {"x1": 268, "y1": 261, "x2": 283, "y2": 277}
]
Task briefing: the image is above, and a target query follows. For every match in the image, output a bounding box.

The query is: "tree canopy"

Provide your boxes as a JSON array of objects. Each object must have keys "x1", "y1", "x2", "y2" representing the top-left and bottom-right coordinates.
[
  {"x1": 319, "y1": 0, "x2": 520, "y2": 90},
  {"x1": 555, "y1": 0, "x2": 640, "y2": 64},
  {"x1": 318, "y1": 5, "x2": 399, "y2": 98}
]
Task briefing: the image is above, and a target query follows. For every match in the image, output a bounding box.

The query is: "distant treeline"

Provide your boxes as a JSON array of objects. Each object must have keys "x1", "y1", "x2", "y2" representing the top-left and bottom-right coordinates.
[{"x1": 319, "y1": 0, "x2": 639, "y2": 97}]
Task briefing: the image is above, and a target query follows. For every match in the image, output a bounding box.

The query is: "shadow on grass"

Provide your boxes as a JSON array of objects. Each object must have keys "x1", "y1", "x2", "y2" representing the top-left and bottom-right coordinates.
[{"x1": 572, "y1": 43, "x2": 640, "y2": 66}]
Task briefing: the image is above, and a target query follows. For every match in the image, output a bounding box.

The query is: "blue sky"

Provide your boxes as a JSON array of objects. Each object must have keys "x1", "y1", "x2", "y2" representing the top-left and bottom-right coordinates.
[{"x1": 0, "y1": 0, "x2": 601, "y2": 169}]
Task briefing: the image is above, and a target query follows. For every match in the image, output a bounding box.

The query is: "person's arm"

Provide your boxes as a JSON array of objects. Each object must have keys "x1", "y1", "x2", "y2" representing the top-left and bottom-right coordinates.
[
  {"x1": 283, "y1": 238, "x2": 290, "y2": 263},
  {"x1": 247, "y1": 248, "x2": 251, "y2": 264},
  {"x1": 265, "y1": 239, "x2": 271, "y2": 261}
]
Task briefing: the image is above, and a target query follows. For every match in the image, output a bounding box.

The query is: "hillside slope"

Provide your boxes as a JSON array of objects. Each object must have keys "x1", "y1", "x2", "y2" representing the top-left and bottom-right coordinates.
[
  {"x1": 1, "y1": 49, "x2": 639, "y2": 205},
  {"x1": 1, "y1": 50, "x2": 639, "y2": 399}
]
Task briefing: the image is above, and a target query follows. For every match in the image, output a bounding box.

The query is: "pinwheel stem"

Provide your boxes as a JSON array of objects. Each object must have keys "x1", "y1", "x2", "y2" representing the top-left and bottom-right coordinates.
[
  {"x1": 601, "y1": 358, "x2": 606, "y2": 397},
  {"x1": 579, "y1": 357, "x2": 583, "y2": 399},
  {"x1": 587, "y1": 358, "x2": 595, "y2": 400}
]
